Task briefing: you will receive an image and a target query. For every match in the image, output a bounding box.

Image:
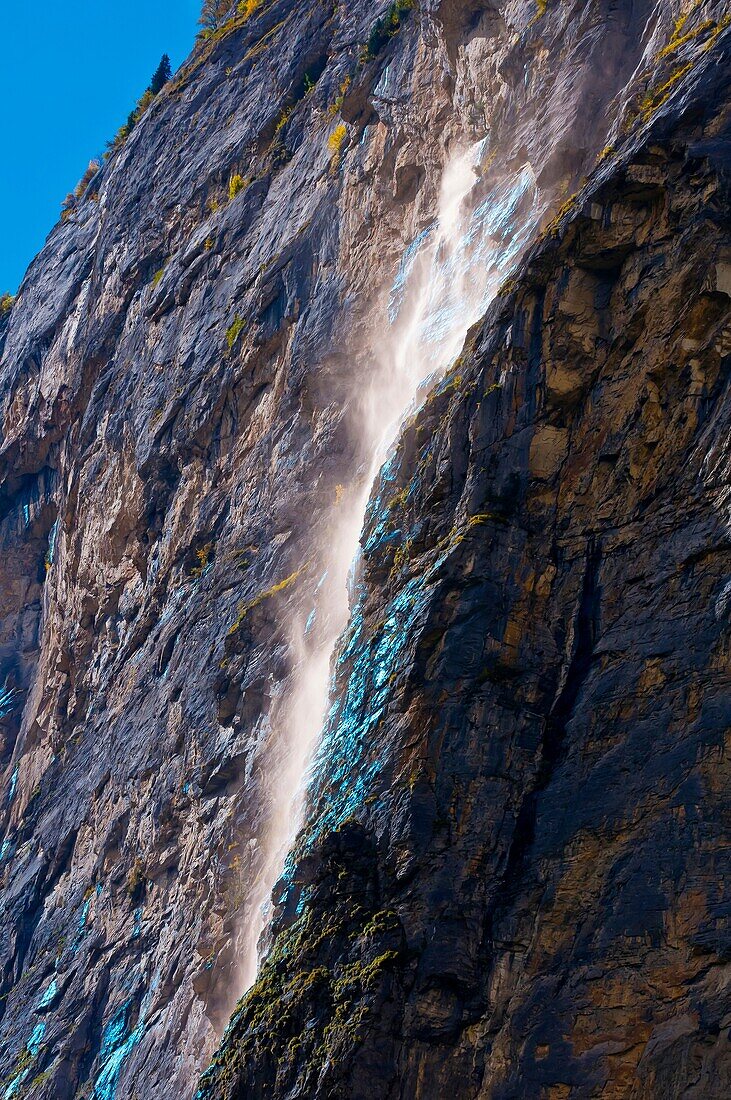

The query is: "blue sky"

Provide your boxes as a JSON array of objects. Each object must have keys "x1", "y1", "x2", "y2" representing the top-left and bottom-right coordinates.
[{"x1": 0, "y1": 1, "x2": 201, "y2": 292}]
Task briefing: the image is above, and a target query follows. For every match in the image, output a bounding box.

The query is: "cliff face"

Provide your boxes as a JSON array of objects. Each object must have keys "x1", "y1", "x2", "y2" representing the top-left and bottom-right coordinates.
[
  {"x1": 200, "y1": 46, "x2": 731, "y2": 1093},
  {"x1": 0, "y1": 1, "x2": 729, "y2": 1098}
]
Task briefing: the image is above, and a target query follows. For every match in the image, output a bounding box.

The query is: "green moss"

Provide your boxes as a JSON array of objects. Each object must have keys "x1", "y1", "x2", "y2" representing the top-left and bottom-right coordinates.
[
  {"x1": 234, "y1": 546, "x2": 256, "y2": 570},
  {"x1": 639, "y1": 62, "x2": 694, "y2": 121},
  {"x1": 360, "y1": 908, "x2": 401, "y2": 938},
  {"x1": 387, "y1": 487, "x2": 409, "y2": 512},
  {"x1": 392, "y1": 538, "x2": 413, "y2": 573},
  {"x1": 25, "y1": 1069, "x2": 53, "y2": 1093},
  {"x1": 659, "y1": 15, "x2": 716, "y2": 59},
  {"x1": 198, "y1": 817, "x2": 410, "y2": 1097},
  {"x1": 3, "y1": 1045, "x2": 34, "y2": 1085},
  {"x1": 432, "y1": 512, "x2": 502, "y2": 559},
  {"x1": 542, "y1": 192, "x2": 579, "y2": 238},
  {"x1": 496, "y1": 276, "x2": 518, "y2": 298},
  {"x1": 443, "y1": 372, "x2": 462, "y2": 393},
  {"x1": 226, "y1": 315, "x2": 246, "y2": 350},
  {"x1": 639, "y1": 14, "x2": 729, "y2": 122}
]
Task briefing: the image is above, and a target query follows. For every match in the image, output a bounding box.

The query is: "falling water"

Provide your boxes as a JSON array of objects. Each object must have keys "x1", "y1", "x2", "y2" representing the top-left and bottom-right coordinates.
[{"x1": 236, "y1": 140, "x2": 546, "y2": 992}]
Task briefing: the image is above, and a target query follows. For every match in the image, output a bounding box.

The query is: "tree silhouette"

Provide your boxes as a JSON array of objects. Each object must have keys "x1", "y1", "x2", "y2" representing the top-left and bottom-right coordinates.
[{"x1": 150, "y1": 54, "x2": 172, "y2": 96}]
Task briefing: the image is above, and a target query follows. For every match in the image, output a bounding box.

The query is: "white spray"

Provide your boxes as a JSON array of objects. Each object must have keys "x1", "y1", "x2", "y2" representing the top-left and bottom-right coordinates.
[{"x1": 237, "y1": 141, "x2": 544, "y2": 992}]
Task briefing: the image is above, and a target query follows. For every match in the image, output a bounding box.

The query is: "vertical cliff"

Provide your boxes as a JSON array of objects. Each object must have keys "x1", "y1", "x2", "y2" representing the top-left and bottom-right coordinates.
[
  {"x1": 0, "y1": 1, "x2": 729, "y2": 1098},
  {"x1": 201, "y1": 33, "x2": 731, "y2": 1100}
]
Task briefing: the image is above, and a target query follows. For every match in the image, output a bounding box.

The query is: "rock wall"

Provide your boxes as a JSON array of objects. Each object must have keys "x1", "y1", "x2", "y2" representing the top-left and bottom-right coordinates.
[
  {"x1": 0, "y1": 1, "x2": 728, "y2": 1097},
  {"x1": 200, "y1": 22, "x2": 731, "y2": 1100}
]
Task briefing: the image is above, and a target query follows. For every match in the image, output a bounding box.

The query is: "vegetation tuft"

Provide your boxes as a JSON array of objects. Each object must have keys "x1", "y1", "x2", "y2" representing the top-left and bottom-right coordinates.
[
  {"x1": 229, "y1": 173, "x2": 247, "y2": 200},
  {"x1": 190, "y1": 542, "x2": 215, "y2": 578},
  {"x1": 329, "y1": 75, "x2": 351, "y2": 115},
  {"x1": 327, "y1": 123, "x2": 348, "y2": 168},
  {"x1": 226, "y1": 314, "x2": 246, "y2": 349},
  {"x1": 360, "y1": 0, "x2": 414, "y2": 63},
  {"x1": 199, "y1": 0, "x2": 262, "y2": 38},
  {"x1": 106, "y1": 54, "x2": 172, "y2": 155}
]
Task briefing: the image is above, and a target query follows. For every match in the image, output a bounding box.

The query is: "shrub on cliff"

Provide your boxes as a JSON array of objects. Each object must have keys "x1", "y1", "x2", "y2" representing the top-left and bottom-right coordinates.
[
  {"x1": 126, "y1": 860, "x2": 147, "y2": 903},
  {"x1": 0, "y1": 293, "x2": 15, "y2": 315},
  {"x1": 74, "y1": 160, "x2": 101, "y2": 200},
  {"x1": 237, "y1": 0, "x2": 261, "y2": 18},
  {"x1": 199, "y1": 0, "x2": 235, "y2": 31},
  {"x1": 362, "y1": 0, "x2": 414, "y2": 62},
  {"x1": 328, "y1": 123, "x2": 348, "y2": 168},
  {"x1": 60, "y1": 193, "x2": 76, "y2": 221},
  {"x1": 106, "y1": 53, "x2": 173, "y2": 154},
  {"x1": 229, "y1": 173, "x2": 246, "y2": 200},
  {"x1": 226, "y1": 315, "x2": 246, "y2": 349}
]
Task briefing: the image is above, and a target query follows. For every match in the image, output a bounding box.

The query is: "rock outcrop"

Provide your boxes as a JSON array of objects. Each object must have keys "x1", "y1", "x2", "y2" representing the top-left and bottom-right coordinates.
[{"x1": 0, "y1": 1, "x2": 729, "y2": 1098}]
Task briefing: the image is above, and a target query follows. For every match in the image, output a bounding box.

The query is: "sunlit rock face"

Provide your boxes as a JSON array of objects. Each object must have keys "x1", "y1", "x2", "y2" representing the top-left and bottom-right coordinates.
[{"x1": 0, "y1": 1, "x2": 729, "y2": 1098}]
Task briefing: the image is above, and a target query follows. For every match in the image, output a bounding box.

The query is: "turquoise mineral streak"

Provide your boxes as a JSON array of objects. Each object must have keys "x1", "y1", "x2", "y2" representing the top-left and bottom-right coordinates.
[
  {"x1": 47, "y1": 518, "x2": 59, "y2": 563},
  {"x1": 3, "y1": 1023, "x2": 46, "y2": 1098},
  {"x1": 36, "y1": 977, "x2": 58, "y2": 1011},
  {"x1": 0, "y1": 687, "x2": 20, "y2": 719},
  {"x1": 307, "y1": 572, "x2": 432, "y2": 842},
  {"x1": 7, "y1": 766, "x2": 18, "y2": 803},
  {"x1": 93, "y1": 998, "x2": 146, "y2": 1100}
]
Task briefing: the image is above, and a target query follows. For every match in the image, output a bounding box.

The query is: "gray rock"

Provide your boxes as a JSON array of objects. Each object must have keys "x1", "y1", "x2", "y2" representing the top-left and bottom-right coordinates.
[{"x1": 0, "y1": 2, "x2": 729, "y2": 1098}]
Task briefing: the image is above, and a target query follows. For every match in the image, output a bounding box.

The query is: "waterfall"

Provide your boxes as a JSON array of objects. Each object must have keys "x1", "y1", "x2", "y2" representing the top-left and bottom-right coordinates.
[{"x1": 237, "y1": 141, "x2": 545, "y2": 992}]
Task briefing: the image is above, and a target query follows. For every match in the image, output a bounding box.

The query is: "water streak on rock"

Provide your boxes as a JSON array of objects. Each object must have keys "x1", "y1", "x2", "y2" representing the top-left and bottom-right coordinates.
[{"x1": 239, "y1": 143, "x2": 545, "y2": 989}]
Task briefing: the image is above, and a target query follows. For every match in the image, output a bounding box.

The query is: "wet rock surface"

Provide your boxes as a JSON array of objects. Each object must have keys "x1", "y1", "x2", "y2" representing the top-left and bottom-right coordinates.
[{"x1": 0, "y1": 0, "x2": 729, "y2": 1097}]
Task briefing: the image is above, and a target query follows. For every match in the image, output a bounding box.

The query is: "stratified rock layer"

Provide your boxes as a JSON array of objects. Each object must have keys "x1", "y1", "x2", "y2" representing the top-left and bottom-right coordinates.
[
  {"x1": 200, "y1": 35, "x2": 731, "y2": 1100},
  {"x1": 0, "y1": 1, "x2": 729, "y2": 1098}
]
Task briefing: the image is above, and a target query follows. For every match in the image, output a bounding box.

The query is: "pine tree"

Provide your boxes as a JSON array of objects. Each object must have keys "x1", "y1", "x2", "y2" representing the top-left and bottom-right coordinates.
[{"x1": 150, "y1": 54, "x2": 172, "y2": 96}]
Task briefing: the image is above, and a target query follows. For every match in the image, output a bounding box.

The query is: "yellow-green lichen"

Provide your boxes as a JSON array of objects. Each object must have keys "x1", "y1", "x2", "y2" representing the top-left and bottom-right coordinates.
[
  {"x1": 190, "y1": 542, "x2": 214, "y2": 578},
  {"x1": 327, "y1": 123, "x2": 347, "y2": 166},
  {"x1": 228, "y1": 568, "x2": 303, "y2": 635},
  {"x1": 226, "y1": 315, "x2": 246, "y2": 350},
  {"x1": 228, "y1": 173, "x2": 246, "y2": 200}
]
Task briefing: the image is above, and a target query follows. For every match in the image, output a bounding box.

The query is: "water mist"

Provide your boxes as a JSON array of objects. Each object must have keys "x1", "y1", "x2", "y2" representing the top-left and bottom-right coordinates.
[{"x1": 237, "y1": 140, "x2": 546, "y2": 993}]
